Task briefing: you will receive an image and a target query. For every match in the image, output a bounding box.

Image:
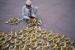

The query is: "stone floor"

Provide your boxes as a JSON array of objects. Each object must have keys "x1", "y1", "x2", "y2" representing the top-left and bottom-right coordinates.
[{"x1": 0, "y1": 0, "x2": 75, "y2": 40}]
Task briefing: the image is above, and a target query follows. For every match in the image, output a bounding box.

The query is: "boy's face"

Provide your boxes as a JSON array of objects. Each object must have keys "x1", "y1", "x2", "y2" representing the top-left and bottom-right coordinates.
[{"x1": 26, "y1": 4, "x2": 31, "y2": 9}]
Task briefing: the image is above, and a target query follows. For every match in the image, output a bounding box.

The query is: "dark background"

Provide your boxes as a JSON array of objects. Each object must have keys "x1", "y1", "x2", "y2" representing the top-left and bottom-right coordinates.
[{"x1": 0, "y1": 0, "x2": 75, "y2": 40}]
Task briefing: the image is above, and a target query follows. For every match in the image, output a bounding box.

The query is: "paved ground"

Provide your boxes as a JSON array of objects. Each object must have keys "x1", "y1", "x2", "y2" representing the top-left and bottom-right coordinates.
[{"x1": 0, "y1": 0, "x2": 75, "y2": 40}]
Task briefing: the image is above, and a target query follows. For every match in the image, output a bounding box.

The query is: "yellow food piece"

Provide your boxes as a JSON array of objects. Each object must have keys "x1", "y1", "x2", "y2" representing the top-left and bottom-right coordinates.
[
  {"x1": 8, "y1": 17, "x2": 19, "y2": 24},
  {"x1": 1, "y1": 43, "x2": 9, "y2": 49},
  {"x1": 30, "y1": 18, "x2": 37, "y2": 24},
  {"x1": 36, "y1": 46, "x2": 43, "y2": 50},
  {"x1": 30, "y1": 42, "x2": 37, "y2": 48},
  {"x1": 50, "y1": 43, "x2": 57, "y2": 49},
  {"x1": 59, "y1": 42, "x2": 66, "y2": 47}
]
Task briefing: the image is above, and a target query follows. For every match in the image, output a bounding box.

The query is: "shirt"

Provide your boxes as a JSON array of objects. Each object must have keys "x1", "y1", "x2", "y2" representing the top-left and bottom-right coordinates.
[{"x1": 22, "y1": 5, "x2": 38, "y2": 19}]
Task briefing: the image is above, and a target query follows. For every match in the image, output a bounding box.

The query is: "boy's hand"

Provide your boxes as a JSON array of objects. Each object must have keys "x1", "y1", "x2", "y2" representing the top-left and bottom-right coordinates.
[{"x1": 29, "y1": 16, "x2": 36, "y2": 19}]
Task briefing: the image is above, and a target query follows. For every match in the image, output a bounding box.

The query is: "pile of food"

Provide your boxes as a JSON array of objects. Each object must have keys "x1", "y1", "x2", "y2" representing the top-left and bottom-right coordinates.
[
  {"x1": 6, "y1": 17, "x2": 42, "y2": 26},
  {"x1": 0, "y1": 26, "x2": 75, "y2": 50},
  {"x1": 29, "y1": 18, "x2": 42, "y2": 27},
  {"x1": 6, "y1": 17, "x2": 19, "y2": 25}
]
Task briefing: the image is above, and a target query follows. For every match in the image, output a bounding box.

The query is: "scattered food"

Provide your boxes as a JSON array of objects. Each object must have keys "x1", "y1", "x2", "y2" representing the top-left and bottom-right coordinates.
[
  {"x1": 6, "y1": 17, "x2": 19, "y2": 25},
  {"x1": 0, "y1": 26, "x2": 75, "y2": 50}
]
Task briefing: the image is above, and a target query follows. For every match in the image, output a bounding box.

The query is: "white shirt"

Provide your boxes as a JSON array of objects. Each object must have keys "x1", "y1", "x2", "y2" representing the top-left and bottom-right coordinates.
[{"x1": 22, "y1": 5, "x2": 38, "y2": 19}]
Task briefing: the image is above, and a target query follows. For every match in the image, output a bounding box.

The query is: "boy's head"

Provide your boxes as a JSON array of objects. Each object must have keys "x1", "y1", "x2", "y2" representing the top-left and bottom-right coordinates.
[{"x1": 25, "y1": 0, "x2": 32, "y2": 9}]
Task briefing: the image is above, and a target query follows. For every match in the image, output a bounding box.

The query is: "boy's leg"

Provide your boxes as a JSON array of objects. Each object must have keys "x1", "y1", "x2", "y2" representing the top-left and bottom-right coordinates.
[{"x1": 18, "y1": 17, "x2": 24, "y2": 22}]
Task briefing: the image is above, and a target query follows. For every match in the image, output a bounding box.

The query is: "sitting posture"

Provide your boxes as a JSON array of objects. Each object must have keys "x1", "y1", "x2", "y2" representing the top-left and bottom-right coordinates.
[{"x1": 20, "y1": 0, "x2": 38, "y2": 22}]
